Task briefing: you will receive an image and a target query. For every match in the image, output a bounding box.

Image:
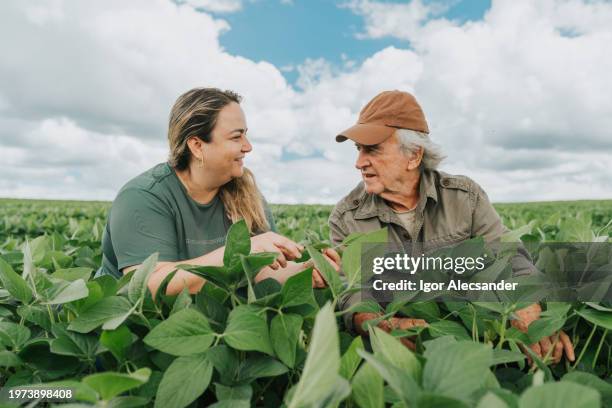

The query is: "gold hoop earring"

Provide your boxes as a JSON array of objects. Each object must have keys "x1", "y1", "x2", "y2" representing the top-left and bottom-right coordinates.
[{"x1": 198, "y1": 156, "x2": 204, "y2": 168}]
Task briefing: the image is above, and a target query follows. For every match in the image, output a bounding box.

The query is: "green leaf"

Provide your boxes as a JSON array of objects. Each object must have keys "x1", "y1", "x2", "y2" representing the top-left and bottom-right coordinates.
[
  {"x1": 144, "y1": 308, "x2": 214, "y2": 356},
  {"x1": 280, "y1": 267, "x2": 315, "y2": 308},
  {"x1": 518, "y1": 381, "x2": 600, "y2": 408},
  {"x1": 288, "y1": 303, "x2": 341, "y2": 408},
  {"x1": 0, "y1": 350, "x2": 22, "y2": 368},
  {"x1": 427, "y1": 320, "x2": 471, "y2": 340},
  {"x1": 83, "y1": 368, "x2": 151, "y2": 401},
  {"x1": 0, "y1": 256, "x2": 33, "y2": 303},
  {"x1": 491, "y1": 349, "x2": 526, "y2": 365},
  {"x1": 17, "y1": 304, "x2": 53, "y2": 331},
  {"x1": 51, "y1": 267, "x2": 93, "y2": 282},
  {"x1": 527, "y1": 315, "x2": 566, "y2": 343},
  {"x1": 0, "y1": 322, "x2": 31, "y2": 350},
  {"x1": 106, "y1": 396, "x2": 150, "y2": 408},
  {"x1": 476, "y1": 392, "x2": 510, "y2": 408},
  {"x1": 237, "y1": 355, "x2": 288, "y2": 382},
  {"x1": 224, "y1": 220, "x2": 251, "y2": 267},
  {"x1": 215, "y1": 384, "x2": 252, "y2": 401},
  {"x1": 72, "y1": 281, "x2": 105, "y2": 313},
  {"x1": 223, "y1": 305, "x2": 273, "y2": 355},
  {"x1": 357, "y1": 350, "x2": 420, "y2": 407},
  {"x1": 102, "y1": 302, "x2": 139, "y2": 331},
  {"x1": 155, "y1": 353, "x2": 213, "y2": 408},
  {"x1": 351, "y1": 362, "x2": 384, "y2": 408},
  {"x1": 51, "y1": 324, "x2": 98, "y2": 359},
  {"x1": 169, "y1": 287, "x2": 192, "y2": 315},
  {"x1": 100, "y1": 326, "x2": 133, "y2": 362},
  {"x1": 339, "y1": 336, "x2": 364, "y2": 380},
  {"x1": 207, "y1": 345, "x2": 239, "y2": 383},
  {"x1": 128, "y1": 253, "x2": 158, "y2": 305},
  {"x1": 369, "y1": 326, "x2": 421, "y2": 380},
  {"x1": 307, "y1": 246, "x2": 343, "y2": 297},
  {"x1": 423, "y1": 336, "x2": 457, "y2": 360},
  {"x1": 42, "y1": 279, "x2": 89, "y2": 305},
  {"x1": 68, "y1": 296, "x2": 133, "y2": 333},
  {"x1": 179, "y1": 264, "x2": 231, "y2": 290},
  {"x1": 422, "y1": 341, "x2": 493, "y2": 402},
  {"x1": 418, "y1": 393, "x2": 471, "y2": 408},
  {"x1": 209, "y1": 401, "x2": 250, "y2": 408},
  {"x1": 576, "y1": 308, "x2": 612, "y2": 330},
  {"x1": 563, "y1": 372, "x2": 612, "y2": 407},
  {"x1": 240, "y1": 253, "x2": 276, "y2": 281},
  {"x1": 270, "y1": 313, "x2": 303, "y2": 368},
  {"x1": 342, "y1": 228, "x2": 388, "y2": 288},
  {"x1": 96, "y1": 275, "x2": 119, "y2": 297}
]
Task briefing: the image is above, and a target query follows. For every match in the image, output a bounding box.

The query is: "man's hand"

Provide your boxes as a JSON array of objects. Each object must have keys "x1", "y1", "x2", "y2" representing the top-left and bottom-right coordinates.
[
  {"x1": 512, "y1": 303, "x2": 575, "y2": 365},
  {"x1": 311, "y1": 248, "x2": 341, "y2": 288},
  {"x1": 353, "y1": 312, "x2": 428, "y2": 351}
]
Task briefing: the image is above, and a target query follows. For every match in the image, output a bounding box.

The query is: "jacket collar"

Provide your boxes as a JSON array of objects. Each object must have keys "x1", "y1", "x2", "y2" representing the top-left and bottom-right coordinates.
[{"x1": 354, "y1": 169, "x2": 439, "y2": 221}]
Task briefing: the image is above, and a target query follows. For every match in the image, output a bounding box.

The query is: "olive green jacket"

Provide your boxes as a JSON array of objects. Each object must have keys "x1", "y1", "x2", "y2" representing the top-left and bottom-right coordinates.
[{"x1": 329, "y1": 169, "x2": 536, "y2": 330}]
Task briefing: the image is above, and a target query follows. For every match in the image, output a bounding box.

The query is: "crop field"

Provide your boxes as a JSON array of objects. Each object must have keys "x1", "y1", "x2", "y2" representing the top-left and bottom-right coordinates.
[{"x1": 1, "y1": 198, "x2": 611, "y2": 407}]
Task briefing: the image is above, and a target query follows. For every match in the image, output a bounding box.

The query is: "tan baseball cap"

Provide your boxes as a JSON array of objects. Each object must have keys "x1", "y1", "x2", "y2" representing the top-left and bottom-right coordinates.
[{"x1": 336, "y1": 90, "x2": 429, "y2": 145}]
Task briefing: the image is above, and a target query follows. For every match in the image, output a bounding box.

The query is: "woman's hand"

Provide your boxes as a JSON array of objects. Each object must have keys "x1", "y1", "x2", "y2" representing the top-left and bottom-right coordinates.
[
  {"x1": 251, "y1": 232, "x2": 304, "y2": 269},
  {"x1": 311, "y1": 248, "x2": 341, "y2": 288}
]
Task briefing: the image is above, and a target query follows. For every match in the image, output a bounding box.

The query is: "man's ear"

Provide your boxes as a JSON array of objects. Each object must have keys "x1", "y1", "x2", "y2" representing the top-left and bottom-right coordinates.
[{"x1": 407, "y1": 147, "x2": 424, "y2": 170}]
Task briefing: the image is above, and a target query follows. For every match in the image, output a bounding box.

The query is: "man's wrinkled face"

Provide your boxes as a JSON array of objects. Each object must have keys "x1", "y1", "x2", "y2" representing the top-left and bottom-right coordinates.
[{"x1": 354, "y1": 135, "x2": 410, "y2": 195}]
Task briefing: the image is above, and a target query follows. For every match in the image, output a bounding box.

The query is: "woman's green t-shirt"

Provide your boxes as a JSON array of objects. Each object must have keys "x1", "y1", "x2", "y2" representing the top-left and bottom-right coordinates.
[{"x1": 100, "y1": 162, "x2": 276, "y2": 278}]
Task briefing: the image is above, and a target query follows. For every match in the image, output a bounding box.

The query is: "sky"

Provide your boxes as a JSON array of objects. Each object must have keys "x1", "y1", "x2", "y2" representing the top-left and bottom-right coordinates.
[{"x1": 0, "y1": 0, "x2": 611, "y2": 204}]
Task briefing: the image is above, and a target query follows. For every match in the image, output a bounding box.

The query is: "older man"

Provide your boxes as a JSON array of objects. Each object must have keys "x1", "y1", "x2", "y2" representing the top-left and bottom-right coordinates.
[{"x1": 330, "y1": 90, "x2": 574, "y2": 364}]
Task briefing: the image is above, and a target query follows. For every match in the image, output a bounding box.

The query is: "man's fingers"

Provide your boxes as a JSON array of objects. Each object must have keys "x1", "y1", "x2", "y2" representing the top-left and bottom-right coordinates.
[
  {"x1": 406, "y1": 318, "x2": 428, "y2": 328},
  {"x1": 553, "y1": 336, "x2": 564, "y2": 364},
  {"x1": 322, "y1": 254, "x2": 340, "y2": 272},
  {"x1": 399, "y1": 337, "x2": 416, "y2": 351},
  {"x1": 519, "y1": 344, "x2": 533, "y2": 366},
  {"x1": 323, "y1": 248, "x2": 341, "y2": 264},
  {"x1": 312, "y1": 269, "x2": 326, "y2": 288},
  {"x1": 560, "y1": 331, "x2": 575, "y2": 362},
  {"x1": 539, "y1": 336, "x2": 552, "y2": 359},
  {"x1": 530, "y1": 342, "x2": 542, "y2": 359}
]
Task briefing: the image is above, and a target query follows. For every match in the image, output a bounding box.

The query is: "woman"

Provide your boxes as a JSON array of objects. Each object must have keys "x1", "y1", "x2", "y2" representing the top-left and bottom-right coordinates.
[{"x1": 99, "y1": 87, "x2": 337, "y2": 297}]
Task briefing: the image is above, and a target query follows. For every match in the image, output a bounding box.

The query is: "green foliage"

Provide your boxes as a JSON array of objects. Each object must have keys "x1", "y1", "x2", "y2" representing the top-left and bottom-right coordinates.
[{"x1": 0, "y1": 198, "x2": 611, "y2": 407}]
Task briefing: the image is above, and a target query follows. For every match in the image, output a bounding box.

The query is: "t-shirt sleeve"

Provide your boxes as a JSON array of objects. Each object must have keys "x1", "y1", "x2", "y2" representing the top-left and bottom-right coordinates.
[{"x1": 109, "y1": 188, "x2": 179, "y2": 271}]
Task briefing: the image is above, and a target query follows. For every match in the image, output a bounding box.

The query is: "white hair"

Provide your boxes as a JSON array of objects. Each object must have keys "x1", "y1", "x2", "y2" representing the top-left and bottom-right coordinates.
[{"x1": 395, "y1": 128, "x2": 446, "y2": 170}]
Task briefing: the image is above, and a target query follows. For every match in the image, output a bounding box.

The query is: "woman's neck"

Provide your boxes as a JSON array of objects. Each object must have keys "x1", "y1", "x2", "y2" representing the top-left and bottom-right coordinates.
[{"x1": 175, "y1": 165, "x2": 221, "y2": 205}]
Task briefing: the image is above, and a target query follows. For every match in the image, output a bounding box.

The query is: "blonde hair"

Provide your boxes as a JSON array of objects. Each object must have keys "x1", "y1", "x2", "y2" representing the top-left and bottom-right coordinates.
[{"x1": 167, "y1": 87, "x2": 270, "y2": 233}]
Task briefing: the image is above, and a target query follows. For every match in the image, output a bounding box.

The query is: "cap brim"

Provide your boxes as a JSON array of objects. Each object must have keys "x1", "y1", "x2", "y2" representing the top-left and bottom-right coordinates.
[{"x1": 336, "y1": 123, "x2": 395, "y2": 145}]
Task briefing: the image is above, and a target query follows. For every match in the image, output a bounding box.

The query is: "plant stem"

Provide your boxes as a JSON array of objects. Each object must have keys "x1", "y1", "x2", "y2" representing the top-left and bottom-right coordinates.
[
  {"x1": 46, "y1": 305, "x2": 55, "y2": 324},
  {"x1": 496, "y1": 313, "x2": 509, "y2": 350},
  {"x1": 592, "y1": 329, "x2": 608, "y2": 369},
  {"x1": 572, "y1": 324, "x2": 597, "y2": 370}
]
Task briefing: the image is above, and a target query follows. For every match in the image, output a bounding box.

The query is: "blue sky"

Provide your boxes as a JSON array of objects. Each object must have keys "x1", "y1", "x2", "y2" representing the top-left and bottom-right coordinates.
[{"x1": 220, "y1": 0, "x2": 491, "y2": 85}]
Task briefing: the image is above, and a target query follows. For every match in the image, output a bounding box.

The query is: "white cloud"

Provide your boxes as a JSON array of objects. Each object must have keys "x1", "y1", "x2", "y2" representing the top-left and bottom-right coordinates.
[
  {"x1": 179, "y1": 0, "x2": 243, "y2": 13},
  {"x1": 0, "y1": 0, "x2": 611, "y2": 205},
  {"x1": 342, "y1": 0, "x2": 451, "y2": 40}
]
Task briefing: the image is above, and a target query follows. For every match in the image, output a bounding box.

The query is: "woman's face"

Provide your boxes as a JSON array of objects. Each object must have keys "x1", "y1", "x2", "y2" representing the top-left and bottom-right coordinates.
[{"x1": 201, "y1": 102, "x2": 252, "y2": 183}]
